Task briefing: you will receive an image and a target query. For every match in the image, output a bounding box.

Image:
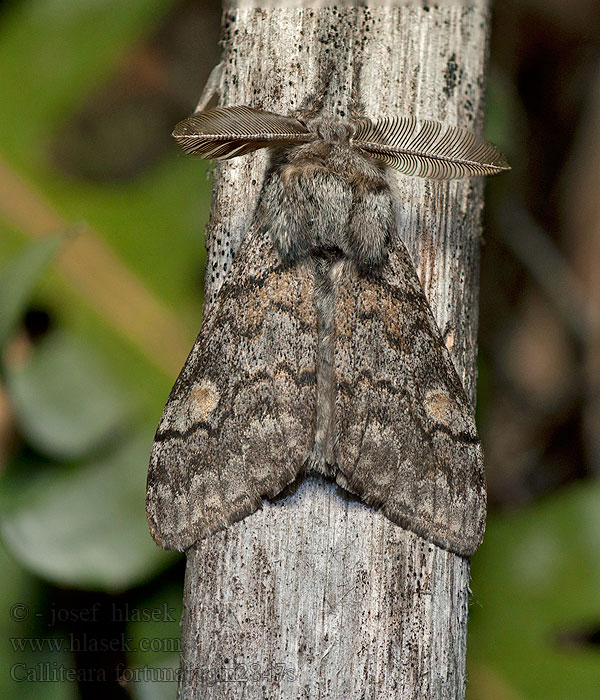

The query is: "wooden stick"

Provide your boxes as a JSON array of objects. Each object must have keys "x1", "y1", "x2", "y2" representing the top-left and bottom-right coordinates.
[{"x1": 179, "y1": 3, "x2": 490, "y2": 697}]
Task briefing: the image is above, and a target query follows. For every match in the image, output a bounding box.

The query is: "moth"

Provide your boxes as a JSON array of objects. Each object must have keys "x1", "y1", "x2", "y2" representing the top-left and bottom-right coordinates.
[{"x1": 147, "y1": 105, "x2": 509, "y2": 557}]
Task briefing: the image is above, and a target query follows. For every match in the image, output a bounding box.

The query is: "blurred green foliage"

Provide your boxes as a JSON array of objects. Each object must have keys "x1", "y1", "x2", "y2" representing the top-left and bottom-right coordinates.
[
  {"x1": 0, "y1": 1, "x2": 210, "y2": 698},
  {"x1": 0, "y1": 235, "x2": 62, "y2": 347},
  {"x1": 468, "y1": 483, "x2": 600, "y2": 699},
  {"x1": 0, "y1": 2, "x2": 598, "y2": 700}
]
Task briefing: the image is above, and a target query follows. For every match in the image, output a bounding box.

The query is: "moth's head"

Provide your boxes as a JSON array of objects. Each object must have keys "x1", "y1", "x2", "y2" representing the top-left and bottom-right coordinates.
[{"x1": 306, "y1": 117, "x2": 356, "y2": 146}]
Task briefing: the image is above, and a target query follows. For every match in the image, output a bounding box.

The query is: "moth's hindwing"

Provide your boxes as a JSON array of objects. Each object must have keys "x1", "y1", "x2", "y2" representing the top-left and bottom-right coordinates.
[
  {"x1": 334, "y1": 241, "x2": 486, "y2": 556},
  {"x1": 147, "y1": 226, "x2": 317, "y2": 550}
]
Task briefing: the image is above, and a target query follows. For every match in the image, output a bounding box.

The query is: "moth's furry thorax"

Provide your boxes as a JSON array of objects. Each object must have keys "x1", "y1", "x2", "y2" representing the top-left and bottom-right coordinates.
[
  {"x1": 258, "y1": 123, "x2": 395, "y2": 271},
  {"x1": 281, "y1": 117, "x2": 384, "y2": 183}
]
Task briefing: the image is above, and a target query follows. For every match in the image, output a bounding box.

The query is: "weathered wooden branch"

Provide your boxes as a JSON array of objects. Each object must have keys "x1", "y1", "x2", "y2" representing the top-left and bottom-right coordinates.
[{"x1": 179, "y1": 2, "x2": 490, "y2": 698}]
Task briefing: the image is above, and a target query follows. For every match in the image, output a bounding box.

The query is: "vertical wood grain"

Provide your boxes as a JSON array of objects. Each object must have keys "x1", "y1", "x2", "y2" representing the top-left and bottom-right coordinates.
[{"x1": 179, "y1": 3, "x2": 490, "y2": 698}]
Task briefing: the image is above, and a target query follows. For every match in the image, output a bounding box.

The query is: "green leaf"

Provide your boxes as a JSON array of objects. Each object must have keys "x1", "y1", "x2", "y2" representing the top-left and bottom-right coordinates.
[
  {"x1": 6, "y1": 329, "x2": 131, "y2": 460},
  {"x1": 0, "y1": 235, "x2": 62, "y2": 350},
  {"x1": 468, "y1": 480, "x2": 600, "y2": 700},
  {"x1": 0, "y1": 432, "x2": 178, "y2": 591}
]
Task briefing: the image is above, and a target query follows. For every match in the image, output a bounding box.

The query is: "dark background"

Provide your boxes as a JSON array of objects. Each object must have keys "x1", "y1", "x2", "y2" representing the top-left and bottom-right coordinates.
[{"x1": 0, "y1": 1, "x2": 599, "y2": 698}]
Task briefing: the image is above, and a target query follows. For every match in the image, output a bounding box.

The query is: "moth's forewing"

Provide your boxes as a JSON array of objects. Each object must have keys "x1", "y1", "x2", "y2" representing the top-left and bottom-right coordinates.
[
  {"x1": 147, "y1": 226, "x2": 318, "y2": 551},
  {"x1": 333, "y1": 241, "x2": 486, "y2": 556}
]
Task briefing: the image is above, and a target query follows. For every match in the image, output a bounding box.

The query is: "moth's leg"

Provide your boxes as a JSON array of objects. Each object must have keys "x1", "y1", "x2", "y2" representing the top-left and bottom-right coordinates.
[
  {"x1": 194, "y1": 62, "x2": 223, "y2": 113},
  {"x1": 344, "y1": 187, "x2": 395, "y2": 272},
  {"x1": 293, "y1": 62, "x2": 336, "y2": 122},
  {"x1": 254, "y1": 169, "x2": 315, "y2": 265},
  {"x1": 349, "y1": 61, "x2": 366, "y2": 118}
]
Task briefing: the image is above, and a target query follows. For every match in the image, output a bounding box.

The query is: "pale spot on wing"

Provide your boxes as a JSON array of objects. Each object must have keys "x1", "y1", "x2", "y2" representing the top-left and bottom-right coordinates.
[
  {"x1": 189, "y1": 380, "x2": 220, "y2": 422},
  {"x1": 157, "y1": 380, "x2": 220, "y2": 434},
  {"x1": 423, "y1": 388, "x2": 456, "y2": 426}
]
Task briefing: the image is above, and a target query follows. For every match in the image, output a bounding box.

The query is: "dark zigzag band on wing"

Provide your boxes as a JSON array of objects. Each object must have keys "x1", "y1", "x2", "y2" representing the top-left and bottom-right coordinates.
[
  {"x1": 337, "y1": 375, "x2": 479, "y2": 445},
  {"x1": 146, "y1": 225, "x2": 318, "y2": 551},
  {"x1": 333, "y1": 241, "x2": 486, "y2": 557},
  {"x1": 155, "y1": 366, "x2": 317, "y2": 442}
]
